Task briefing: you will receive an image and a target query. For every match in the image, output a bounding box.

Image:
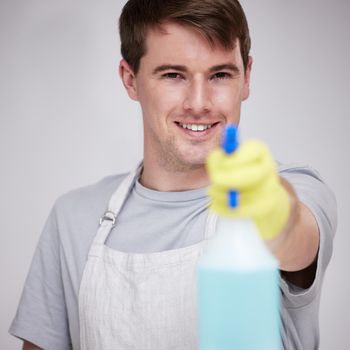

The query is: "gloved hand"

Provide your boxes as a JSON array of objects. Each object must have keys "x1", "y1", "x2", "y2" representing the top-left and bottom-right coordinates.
[{"x1": 206, "y1": 140, "x2": 291, "y2": 240}]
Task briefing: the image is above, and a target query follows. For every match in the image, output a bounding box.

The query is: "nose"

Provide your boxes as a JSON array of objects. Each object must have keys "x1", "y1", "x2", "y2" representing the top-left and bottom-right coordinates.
[{"x1": 183, "y1": 78, "x2": 212, "y2": 114}]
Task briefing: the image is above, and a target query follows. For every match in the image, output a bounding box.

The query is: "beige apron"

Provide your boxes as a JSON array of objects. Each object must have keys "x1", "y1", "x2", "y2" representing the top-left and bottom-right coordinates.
[{"x1": 78, "y1": 165, "x2": 216, "y2": 349}]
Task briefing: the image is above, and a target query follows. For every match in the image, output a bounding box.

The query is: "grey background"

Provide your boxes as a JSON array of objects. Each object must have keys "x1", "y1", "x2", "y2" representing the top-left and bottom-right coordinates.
[{"x1": 1, "y1": 0, "x2": 349, "y2": 348}]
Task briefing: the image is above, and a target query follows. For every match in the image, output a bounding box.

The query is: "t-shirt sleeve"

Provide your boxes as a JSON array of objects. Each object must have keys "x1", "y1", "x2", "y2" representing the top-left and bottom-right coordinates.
[
  {"x1": 278, "y1": 164, "x2": 337, "y2": 307},
  {"x1": 9, "y1": 204, "x2": 72, "y2": 350}
]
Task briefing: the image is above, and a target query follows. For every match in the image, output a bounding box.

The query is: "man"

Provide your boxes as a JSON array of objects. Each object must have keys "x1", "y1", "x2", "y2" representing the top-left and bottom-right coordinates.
[{"x1": 10, "y1": 0, "x2": 336, "y2": 349}]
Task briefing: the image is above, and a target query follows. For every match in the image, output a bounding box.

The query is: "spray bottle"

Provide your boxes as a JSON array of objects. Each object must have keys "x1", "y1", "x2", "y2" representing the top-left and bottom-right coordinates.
[{"x1": 197, "y1": 125, "x2": 281, "y2": 350}]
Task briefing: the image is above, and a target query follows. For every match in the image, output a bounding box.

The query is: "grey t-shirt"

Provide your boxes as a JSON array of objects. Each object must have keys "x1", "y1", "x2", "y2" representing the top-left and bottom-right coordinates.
[{"x1": 9, "y1": 163, "x2": 337, "y2": 350}]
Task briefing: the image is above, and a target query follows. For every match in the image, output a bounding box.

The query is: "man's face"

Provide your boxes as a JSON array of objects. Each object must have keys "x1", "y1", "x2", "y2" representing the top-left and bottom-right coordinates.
[{"x1": 120, "y1": 22, "x2": 252, "y2": 172}]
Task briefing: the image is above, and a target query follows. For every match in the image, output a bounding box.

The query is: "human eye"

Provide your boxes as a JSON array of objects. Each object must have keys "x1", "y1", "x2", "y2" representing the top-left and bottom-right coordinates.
[
  {"x1": 162, "y1": 72, "x2": 184, "y2": 80},
  {"x1": 211, "y1": 72, "x2": 232, "y2": 80}
]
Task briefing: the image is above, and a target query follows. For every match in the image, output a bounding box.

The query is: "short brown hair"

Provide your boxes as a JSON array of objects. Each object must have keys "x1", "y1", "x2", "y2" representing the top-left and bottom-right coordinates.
[{"x1": 119, "y1": 0, "x2": 251, "y2": 74}]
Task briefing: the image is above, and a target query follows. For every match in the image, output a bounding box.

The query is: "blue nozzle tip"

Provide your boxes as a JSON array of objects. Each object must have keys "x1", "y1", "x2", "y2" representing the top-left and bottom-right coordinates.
[{"x1": 223, "y1": 124, "x2": 239, "y2": 154}]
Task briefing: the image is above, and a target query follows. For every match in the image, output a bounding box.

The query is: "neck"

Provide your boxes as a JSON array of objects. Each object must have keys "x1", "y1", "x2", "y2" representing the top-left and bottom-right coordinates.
[{"x1": 140, "y1": 157, "x2": 210, "y2": 192}]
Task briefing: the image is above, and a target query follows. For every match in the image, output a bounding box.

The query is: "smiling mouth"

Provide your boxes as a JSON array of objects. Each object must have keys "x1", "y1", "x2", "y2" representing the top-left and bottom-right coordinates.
[{"x1": 175, "y1": 121, "x2": 220, "y2": 131}]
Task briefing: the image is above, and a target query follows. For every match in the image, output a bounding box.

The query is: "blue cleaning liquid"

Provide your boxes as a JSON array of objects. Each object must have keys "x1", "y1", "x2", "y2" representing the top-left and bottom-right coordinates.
[{"x1": 198, "y1": 269, "x2": 280, "y2": 350}]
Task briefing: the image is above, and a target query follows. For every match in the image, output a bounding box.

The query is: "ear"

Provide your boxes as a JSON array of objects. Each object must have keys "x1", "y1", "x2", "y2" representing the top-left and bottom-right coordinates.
[
  {"x1": 119, "y1": 59, "x2": 138, "y2": 101},
  {"x1": 242, "y1": 55, "x2": 253, "y2": 101}
]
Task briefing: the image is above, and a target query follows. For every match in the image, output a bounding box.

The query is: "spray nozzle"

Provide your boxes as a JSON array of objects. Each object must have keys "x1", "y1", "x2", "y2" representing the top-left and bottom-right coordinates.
[{"x1": 222, "y1": 124, "x2": 239, "y2": 208}]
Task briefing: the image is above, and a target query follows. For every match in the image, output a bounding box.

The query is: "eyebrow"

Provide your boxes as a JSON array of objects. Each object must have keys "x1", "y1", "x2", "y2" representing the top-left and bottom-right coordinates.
[
  {"x1": 209, "y1": 64, "x2": 240, "y2": 74},
  {"x1": 152, "y1": 63, "x2": 240, "y2": 75},
  {"x1": 152, "y1": 65, "x2": 187, "y2": 75}
]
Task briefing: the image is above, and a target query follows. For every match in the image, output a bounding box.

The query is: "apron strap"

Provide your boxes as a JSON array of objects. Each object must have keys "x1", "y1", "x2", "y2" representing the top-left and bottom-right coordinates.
[
  {"x1": 204, "y1": 211, "x2": 218, "y2": 240},
  {"x1": 90, "y1": 163, "x2": 142, "y2": 250}
]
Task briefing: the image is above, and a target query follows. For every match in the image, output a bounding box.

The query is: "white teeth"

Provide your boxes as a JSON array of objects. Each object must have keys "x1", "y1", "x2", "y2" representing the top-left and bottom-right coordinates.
[{"x1": 179, "y1": 123, "x2": 213, "y2": 131}]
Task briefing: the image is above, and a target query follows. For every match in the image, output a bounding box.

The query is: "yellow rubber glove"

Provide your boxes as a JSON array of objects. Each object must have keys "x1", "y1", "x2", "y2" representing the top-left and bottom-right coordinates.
[{"x1": 206, "y1": 140, "x2": 291, "y2": 240}]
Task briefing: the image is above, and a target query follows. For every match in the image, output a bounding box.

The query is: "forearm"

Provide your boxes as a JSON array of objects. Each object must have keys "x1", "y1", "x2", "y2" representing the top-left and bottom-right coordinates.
[{"x1": 266, "y1": 177, "x2": 320, "y2": 272}]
